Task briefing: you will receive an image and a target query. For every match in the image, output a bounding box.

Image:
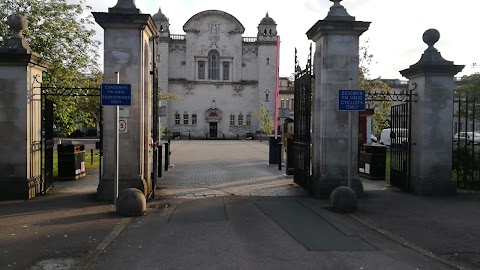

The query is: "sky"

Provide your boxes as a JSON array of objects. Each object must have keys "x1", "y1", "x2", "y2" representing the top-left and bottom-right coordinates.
[{"x1": 83, "y1": 0, "x2": 479, "y2": 80}]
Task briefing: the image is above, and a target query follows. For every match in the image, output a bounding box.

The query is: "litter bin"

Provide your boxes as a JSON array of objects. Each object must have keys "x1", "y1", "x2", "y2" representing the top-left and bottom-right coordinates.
[
  {"x1": 358, "y1": 143, "x2": 386, "y2": 180},
  {"x1": 57, "y1": 142, "x2": 86, "y2": 180},
  {"x1": 268, "y1": 136, "x2": 281, "y2": 164}
]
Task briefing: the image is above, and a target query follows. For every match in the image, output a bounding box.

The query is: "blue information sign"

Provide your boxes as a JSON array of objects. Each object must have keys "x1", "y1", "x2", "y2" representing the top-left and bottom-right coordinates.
[
  {"x1": 338, "y1": 90, "x2": 366, "y2": 111},
  {"x1": 101, "y1": 84, "x2": 132, "y2": 106}
]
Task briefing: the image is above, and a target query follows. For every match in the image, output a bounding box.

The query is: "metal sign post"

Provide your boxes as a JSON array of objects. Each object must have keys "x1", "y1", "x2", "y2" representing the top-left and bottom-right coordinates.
[
  {"x1": 101, "y1": 75, "x2": 132, "y2": 204},
  {"x1": 115, "y1": 73, "x2": 119, "y2": 204},
  {"x1": 338, "y1": 80, "x2": 365, "y2": 188}
]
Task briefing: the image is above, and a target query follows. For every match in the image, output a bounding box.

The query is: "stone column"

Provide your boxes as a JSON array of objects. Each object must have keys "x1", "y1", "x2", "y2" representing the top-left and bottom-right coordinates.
[
  {"x1": 306, "y1": 0, "x2": 370, "y2": 197},
  {"x1": 93, "y1": 1, "x2": 157, "y2": 201},
  {"x1": 0, "y1": 15, "x2": 51, "y2": 200},
  {"x1": 400, "y1": 29, "x2": 464, "y2": 195}
]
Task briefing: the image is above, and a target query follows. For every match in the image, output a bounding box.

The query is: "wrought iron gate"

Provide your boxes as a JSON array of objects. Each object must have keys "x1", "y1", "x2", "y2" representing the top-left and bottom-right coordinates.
[
  {"x1": 453, "y1": 91, "x2": 480, "y2": 189},
  {"x1": 389, "y1": 103, "x2": 411, "y2": 191},
  {"x1": 366, "y1": 82, "x2": 416, "y2": 191},
  {"x1": 293, "y1": 46, "x2": 312, "y2": 190},
  {"x1": 36, "y1": 76, "x2": 102, "y2": 193}
]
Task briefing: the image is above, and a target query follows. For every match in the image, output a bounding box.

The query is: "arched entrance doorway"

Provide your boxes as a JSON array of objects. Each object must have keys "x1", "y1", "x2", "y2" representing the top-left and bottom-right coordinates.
[{"x1": 205, "y1": 108, "x2": 222, "y2": 138}]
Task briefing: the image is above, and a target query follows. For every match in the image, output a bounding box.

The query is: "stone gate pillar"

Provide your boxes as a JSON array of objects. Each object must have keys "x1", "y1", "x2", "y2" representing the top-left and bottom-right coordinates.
[
  {"x1": 0, "y1": 15, "x2": 51, "y2": 200},
  {"x1": 400, "y1": 29, "x2": 464, "y2": 195},
  {"x1": 93, "y1": 0, "x2": 157, "y2": 200},
  {"x1": 306, "y1": 0, "x2": 370, "y2": 197}
]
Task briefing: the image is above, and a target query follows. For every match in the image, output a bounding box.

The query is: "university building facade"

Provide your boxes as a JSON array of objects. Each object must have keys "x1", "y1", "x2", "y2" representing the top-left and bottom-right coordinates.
[{"x1": 153, "y1": 8, "x2": 279, "y2": 139}]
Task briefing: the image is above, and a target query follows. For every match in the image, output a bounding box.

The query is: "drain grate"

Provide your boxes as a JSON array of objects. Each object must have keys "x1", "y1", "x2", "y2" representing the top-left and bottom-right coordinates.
[{"x1": 148, "y1": 203, "x2": 170, "y2": 210}]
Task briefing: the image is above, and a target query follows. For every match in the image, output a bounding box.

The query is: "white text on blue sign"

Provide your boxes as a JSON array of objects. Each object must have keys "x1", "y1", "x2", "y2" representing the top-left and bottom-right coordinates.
[
  {"x1": 338, "y1": 90, "x2": 366, "y2": 111},
  {"x1": 101, "y1": 84, "x2": 132, "y2": 106}
]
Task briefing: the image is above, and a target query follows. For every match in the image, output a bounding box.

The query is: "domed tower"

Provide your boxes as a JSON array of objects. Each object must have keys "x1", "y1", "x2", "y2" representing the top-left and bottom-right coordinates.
[
  {"x1": 152, "y1": 7, "x2": 170, "y2": 37},
  {"x1": 257, "y1": 13, "x2": 277, "y2": 41},
  {"x1": 152, "y1": 7, "x2": 171, "y2": 128},
  {"x1": 256, "y1": 12, "x2": 278, "y2": 125}
]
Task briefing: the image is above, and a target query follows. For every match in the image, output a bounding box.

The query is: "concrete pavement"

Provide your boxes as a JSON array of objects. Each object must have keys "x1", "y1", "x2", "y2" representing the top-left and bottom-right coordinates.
[{"x1": 0, "y1": 140, "x2": 479, "y2": 269}]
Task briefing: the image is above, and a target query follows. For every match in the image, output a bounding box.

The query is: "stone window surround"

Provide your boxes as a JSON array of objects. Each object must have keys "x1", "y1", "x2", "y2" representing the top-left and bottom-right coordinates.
[
  {"x1": 195, "y1": 55, "x2": 233, "y2": 82},
  {"x1": 238, "y1": 114, "x2": 244, "y2": 125},
  {"x1": 174, "y1": 113, "x2": 181, "y2": 125},
  {"x1": 208, "y1": 50, "x2": 220, "y2": 80},
  {"x1": 246, "y1": 114, "x2": 252, "y2": 126},
  {"x1": 192, "y1": 114, "x2": 197, "y2": 125}
]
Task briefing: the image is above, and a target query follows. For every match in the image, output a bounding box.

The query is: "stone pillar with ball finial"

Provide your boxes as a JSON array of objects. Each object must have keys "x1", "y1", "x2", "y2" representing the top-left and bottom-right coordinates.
[
  {"x1": 0, "y1": 14, "x2": 52, "y2": 200},
  {"x1": 400, "y1": 29, "x2": 464, "y2": 195}
]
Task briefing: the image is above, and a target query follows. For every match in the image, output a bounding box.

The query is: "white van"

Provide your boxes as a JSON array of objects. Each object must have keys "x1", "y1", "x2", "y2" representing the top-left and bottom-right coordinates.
[{"x1": 379, "y1": 128, "x2": 408, "y2": 146}]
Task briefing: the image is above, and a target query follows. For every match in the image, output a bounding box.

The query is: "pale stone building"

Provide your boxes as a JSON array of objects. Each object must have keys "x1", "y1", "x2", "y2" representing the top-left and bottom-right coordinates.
[
  {"x1": 279, "y1": 77, "x2": 294, "y2": 118},
  {"x1": 153, "y1": 8, "x2": 279, "y2": 139}
]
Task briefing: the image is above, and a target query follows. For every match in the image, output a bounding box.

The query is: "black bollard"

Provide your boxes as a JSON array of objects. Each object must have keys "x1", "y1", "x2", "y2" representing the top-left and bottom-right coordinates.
[
  {"x1": 164, "y1": 142, "x2": 169, "y2": 171},
  {"x1": 91, "y1": 149, "x2": 94, "y2": 165},
  {"x1": 223, "y1": 133, "x2": 225, "y2": 140},
  {"x1": 278, "y1": 142, "x2": 283, "y2": 170},
  {"x1": 158, "y1": 145, "x2": 163, "y2": 178},
  {"x1": 237, "y1": 134, "x2": 239, "y2": 140},
  {"x1": 286, "y1": 138, "x2": 294, "y2": 175}
]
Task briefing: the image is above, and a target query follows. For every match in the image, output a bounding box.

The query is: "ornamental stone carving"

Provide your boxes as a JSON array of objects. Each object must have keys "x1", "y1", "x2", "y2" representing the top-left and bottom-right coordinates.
[
  {"x1": 242, "y1": 46, "x2": 258, "y2": 55},
  {"x1": 184, "y1": 82, "x2": 194, "y2": 94},
  {"x1": 170, "y1": 44, "x2": 186, "y2": 52},
  {"x1": 233, "y1": 84, "x2": 243, "y2": 96}
]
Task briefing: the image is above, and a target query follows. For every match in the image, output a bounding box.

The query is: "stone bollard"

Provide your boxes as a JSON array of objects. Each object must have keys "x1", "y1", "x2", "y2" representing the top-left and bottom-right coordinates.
[
  {"x1": 116, "y1": 188, "x2": 146, "y2": 217},
  {"x1": 329, "y1": 186, "x2": 358, "y2": 213}
]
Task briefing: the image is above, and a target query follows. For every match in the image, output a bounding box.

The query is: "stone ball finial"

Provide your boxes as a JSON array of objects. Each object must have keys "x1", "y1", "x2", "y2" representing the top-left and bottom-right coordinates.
[
  {"x1": 116, "y1": 188, "x2": 146, "y2": 217},
  {"x1": 7, "y1": 14, "x2": 28, "y2": 37},
  {"x1": 110, "y1": 0, "x2": 139, "y2": 13},
  {"x1": 326, "y1": 0, "x2": 354, "y2": 21},
  {"x1": 423, "y1": 28, "x2": 440, "y2": 48},
  {"x1": 330, "y1": 186, "x2": 358, "y2": 213}
]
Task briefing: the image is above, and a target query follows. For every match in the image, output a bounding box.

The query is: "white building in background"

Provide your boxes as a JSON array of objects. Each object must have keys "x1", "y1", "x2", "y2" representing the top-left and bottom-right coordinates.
[{"x1": 153, "y1": 8, "x2": 279, "y2": 139}]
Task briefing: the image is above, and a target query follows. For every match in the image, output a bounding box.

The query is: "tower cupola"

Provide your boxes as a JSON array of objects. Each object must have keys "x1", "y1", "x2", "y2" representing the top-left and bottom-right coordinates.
[
  {"x1": 153, "y1": 7, "x2": 170, "y2": 36},
  {"x1": 257, "y1": 12, "x2": 277, "y2": 38}
]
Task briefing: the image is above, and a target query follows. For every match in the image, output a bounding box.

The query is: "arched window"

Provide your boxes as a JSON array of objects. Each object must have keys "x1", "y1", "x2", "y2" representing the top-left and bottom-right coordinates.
[
  {"x1": 222, "y1": 62, "x2": 230, "y2": 80},
  {"x1": 208, "y1": 50, "x2": 220, "y2": 80}
]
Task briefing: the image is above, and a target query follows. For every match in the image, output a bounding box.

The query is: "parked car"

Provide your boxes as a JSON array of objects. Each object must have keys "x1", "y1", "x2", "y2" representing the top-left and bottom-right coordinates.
[
  {"x1": 453, "y1": 132, "x2": 480, "y2": 145},
  {"x1": 379, "y1": 128, "x2": 408, "y2": 146}
]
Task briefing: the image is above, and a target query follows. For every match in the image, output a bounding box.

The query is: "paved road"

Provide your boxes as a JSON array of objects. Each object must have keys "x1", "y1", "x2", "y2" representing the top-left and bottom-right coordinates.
[
  {"x1": 88, "y1": 141, "x2": 457, "y2": 270},
  {"x1": 157, "y1": 140, "x2": 307, "y2": 197},
  {"x1": 1, "y1": 140, "x2": 478, "y2": 270}
]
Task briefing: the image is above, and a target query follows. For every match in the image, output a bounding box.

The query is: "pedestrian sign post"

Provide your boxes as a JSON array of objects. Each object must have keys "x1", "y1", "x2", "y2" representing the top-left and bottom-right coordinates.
[
  {"x1": 339, "y1": 84, "x2": 366, "y2": 189},
  {"x1": 101, "y1": 79, "x2": 132, "y2": 204}
]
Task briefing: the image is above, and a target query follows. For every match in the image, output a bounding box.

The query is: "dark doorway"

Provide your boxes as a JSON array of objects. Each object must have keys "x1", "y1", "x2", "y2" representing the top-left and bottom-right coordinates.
[{"x1": 209, "y1": 122, "x2": 218, "y2": 138}]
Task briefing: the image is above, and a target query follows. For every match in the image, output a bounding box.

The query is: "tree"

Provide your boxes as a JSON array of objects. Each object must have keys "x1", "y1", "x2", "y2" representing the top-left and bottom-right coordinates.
[
  {"x1": 253, "y1": 103, "x2": 274, "y2": 140},
  {"x1": 454, "y1": 73, "x2": 480, "y2": 120},
  {"x1": 0, "y1": 0, "x2": 101, "y2": 136},
  {"x1": 359, "y1": 40, "x2": 393, "y2": 135}
]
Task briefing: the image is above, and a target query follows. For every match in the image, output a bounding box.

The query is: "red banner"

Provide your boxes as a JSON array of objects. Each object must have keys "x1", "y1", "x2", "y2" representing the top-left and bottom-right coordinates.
[{"x1": 274, "y1": 36, "x2": 281, "y2": 138}]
